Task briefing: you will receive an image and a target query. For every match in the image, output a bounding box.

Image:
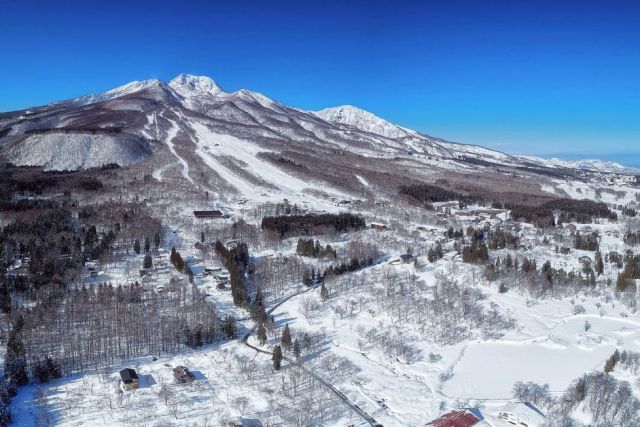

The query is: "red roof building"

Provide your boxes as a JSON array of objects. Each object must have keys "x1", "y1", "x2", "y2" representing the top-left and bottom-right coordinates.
[{"x1": 427, "y1": 410, "x2": 482, "y2": 427}]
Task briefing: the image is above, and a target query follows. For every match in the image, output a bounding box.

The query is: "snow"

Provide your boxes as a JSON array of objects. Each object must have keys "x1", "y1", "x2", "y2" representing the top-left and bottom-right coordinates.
[
  {"x1": 4, "y1": 131, "x2": 151, "y2": 171},
  {"x1": 169, "y1": 73, "x2": 226, "y2": 98},
  {"x1": 442, "y1": 341, "x2": 614, "y2": 399},
  {"x1": 161, "y1": 116, "x2": 193, "y2": 184},
  {"x1": 314, "y1": 105, "x2": 414, "y2": 139}
]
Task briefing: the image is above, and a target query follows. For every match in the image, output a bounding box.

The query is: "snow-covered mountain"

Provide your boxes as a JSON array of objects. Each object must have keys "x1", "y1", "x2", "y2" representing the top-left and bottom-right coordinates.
[
  {"x1": 0, "y1": 73, "x2": 635, "y2": 177},
  {"x1": 314, "y1": 105, "x2": 415, "y2": 139}
]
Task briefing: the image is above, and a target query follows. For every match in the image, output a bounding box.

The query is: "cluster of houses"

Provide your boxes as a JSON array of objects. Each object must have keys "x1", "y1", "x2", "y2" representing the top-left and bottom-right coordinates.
[
  {"x1": 426, "y1": 402, "x2": 545, "y2": 427},
  {"x1": 118, "y1": 365, "x2": 196, "y2": 392}
]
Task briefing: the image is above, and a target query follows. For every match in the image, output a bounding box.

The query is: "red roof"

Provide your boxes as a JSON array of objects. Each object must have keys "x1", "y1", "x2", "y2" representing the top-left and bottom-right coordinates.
[{"x1": 427, "y1": 410, "x2": 481, "y2": 427}]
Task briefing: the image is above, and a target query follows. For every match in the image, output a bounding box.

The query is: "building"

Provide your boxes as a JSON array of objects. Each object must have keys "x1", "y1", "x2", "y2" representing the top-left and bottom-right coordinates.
[
  {"x1": 371, "y1": 222, "x2": 388, "y2": 232},
  {"x1": 119, "y1": 368, "x2": 140, "y2": 391},
  {"x1": 427, "y1": 409, "x2": 482, "y2": 427},
  {"x1": 173, "y1": 366, "x2": 196, "y2": 383},
  {"x1": 492, "y1": 402, "x2": 545, "y2": 426},
  {"x1": 194, "y1": 210, "x2": 224, "y2": 219}
]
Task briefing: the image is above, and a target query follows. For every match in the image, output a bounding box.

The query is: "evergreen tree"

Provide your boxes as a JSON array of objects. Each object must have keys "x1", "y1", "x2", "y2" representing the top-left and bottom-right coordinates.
[
  {"x1": 604, "y1": 349, "x2": 621, "y2": 373},
  {"x1": 200, "y1": 231, "x2": 205, "y2": 244},
  {"x1": 143, "y1": 254, "x2": 153, "y2": 269},
  {"x1": 595, "y1": 251, "x2": 604, "y2": 276},
  {"x1": 293, "y1": 338, "x2": 301, "y2": 359},
  {"x1": 281, "y1": 324, "x2": 292, "y2": 350},
  {"x1": 153, "y1": 232, "x2": 161, "y2": 250},
  {"x1": 320, "y1": 282, "x2": 329, "y2": 301},
  {"x1": 575, "y1": 376, "x2": 586, "y2": 402},
  {"x1": 4, "y1": 317, "x2": 27, "y2": 388},
  {"x1": 133, "y1": 238, "x2": 141, "y2": 254},
  {"x1": 222, "y1": 315, "x2": 237, "y2": 339},
  {"x1": 256, "y1": 322, "x2": 267, "y2": 346},
  {"x1": 302, "y1": 269, "x2": 312, "y2": 287},
  {"x1": 272, "y1": 345, "x2": 283, "y2": 370},
  {"x1": 144, "y1": 237, "x2": 150, "y2": 253},
  {"x1": 0, "y1": 282, "x2": 11, "y2": 314}
]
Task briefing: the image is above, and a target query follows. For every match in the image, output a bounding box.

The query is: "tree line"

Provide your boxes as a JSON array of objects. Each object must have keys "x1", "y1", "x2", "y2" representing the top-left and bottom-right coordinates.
[
  {"x1": 215, "y1": 241, "x2": 251, "y2": 306},
  {"x1": 261, "y1": 213, "x2": 365, "y2": 238}
]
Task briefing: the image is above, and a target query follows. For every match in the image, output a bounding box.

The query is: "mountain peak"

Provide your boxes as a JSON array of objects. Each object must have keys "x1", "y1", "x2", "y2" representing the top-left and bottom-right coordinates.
[
  {"x1": 314, "y1": 105, "x2": 413, "y2": 139},
  {"x1": 169, "y1": 73, "x2": 225, "y2": 96}
]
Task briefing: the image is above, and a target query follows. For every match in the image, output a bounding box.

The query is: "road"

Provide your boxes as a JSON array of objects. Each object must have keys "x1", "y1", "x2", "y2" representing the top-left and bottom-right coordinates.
[{"x1": 240, "y1": 280, "x2": 382, "y2": 426}]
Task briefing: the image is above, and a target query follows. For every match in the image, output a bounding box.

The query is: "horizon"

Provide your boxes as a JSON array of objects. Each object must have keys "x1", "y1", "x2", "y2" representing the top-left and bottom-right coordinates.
[{"x1": 2, "y1": 1, "x2": 638, "y2": 166}]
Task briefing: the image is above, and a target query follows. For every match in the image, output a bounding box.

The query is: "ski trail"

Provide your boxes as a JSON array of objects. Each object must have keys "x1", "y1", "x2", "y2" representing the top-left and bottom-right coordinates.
[
  {"x1": 162, "y1": 116, "x2": 193, "y2": 184},
  {"x1": 190, "y1": 120, "x2": 311, "y2": 197}
]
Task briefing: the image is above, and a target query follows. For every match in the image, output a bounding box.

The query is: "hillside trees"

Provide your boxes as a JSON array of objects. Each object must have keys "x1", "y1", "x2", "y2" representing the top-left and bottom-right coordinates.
[
  {"x1": 215, "y1": 241, "x2": 250, "y2": 306},
  {"x1": 12, "y1": 281, "x2": 222, "y2": 378},
  {"x1": 261, "y1": 213, "x2": 365, "y2": 238},
  {"x1": 272, "y1": 345, "x2": 283, "y2": 370},
  {"x1": 296, "y1": 239, "x2": 336, "y2": 259}
]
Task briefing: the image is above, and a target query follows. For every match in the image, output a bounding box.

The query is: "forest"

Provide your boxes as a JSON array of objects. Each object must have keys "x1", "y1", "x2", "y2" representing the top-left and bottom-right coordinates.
[{"x1": 261, "y1": 213, "x2": 365, "y2": 238}]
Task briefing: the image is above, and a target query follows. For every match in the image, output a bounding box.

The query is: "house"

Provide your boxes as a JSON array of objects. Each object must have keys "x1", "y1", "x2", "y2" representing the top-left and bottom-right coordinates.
[
  {"x1": 492, "y1": 402, "x2": 545, "y2": 427},
  {"x1": 173, "y1": 365, "x2": 196, "y2": 383},
  {"x1": 426, "y1": 409, "x2": 482, "y2": 427},
  {"x1": 119, "y1": 368, "x2": 140, "y2": 391},
  {"x1": 193, "y1": 210, "x2": 224, "y2": 219},
  {"x1": 371, "y1": 222, "x2": 388, "y2": 232}
]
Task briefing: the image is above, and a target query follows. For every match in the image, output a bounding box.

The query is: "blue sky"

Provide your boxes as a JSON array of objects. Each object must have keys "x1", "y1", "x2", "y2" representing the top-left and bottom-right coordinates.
[{"x1": 2, "y1": 1, "x2": 639, "y2": 162}]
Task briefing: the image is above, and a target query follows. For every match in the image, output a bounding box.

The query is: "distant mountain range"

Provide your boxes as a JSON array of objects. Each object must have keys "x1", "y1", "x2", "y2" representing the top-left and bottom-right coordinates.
[{"x1": 0, "y1": 74, "x2": 635, "y2": 180}]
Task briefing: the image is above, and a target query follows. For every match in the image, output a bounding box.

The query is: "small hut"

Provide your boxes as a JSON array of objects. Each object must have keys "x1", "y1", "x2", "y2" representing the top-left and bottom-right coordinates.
[
  {"x1": 173, "y1": 366, "x2": 196, "y2": 383},
  {"x1": 119, "y1": 368, "x2": 140, "y2": 391}
]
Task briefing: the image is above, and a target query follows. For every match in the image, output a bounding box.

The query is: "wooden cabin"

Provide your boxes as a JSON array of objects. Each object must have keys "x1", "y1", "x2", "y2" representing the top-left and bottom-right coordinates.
[{"x1": 119, "y1": 368, "x2": 140, "y2": 391}]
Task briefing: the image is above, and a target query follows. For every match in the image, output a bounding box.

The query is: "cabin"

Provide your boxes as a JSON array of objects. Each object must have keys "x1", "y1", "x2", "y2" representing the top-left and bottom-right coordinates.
[
  {"x1": 193, "y1": 210, "x2": 224, "y2": 219},
  {"x1": 426, "y1": 409, "x2": 482, "y2": 427},
  {"x1": 493, "y1": 402, "x2": 545, "y2": 426},
  {"x1": 371, "y1": 222, "x2": 388, "y2": 232},
  {"x1": 119, "y1": 368, "x2": 140, "y2": 391},
  {"x1": 173, "y1": 365, "x2": 196, "y2": 383}
]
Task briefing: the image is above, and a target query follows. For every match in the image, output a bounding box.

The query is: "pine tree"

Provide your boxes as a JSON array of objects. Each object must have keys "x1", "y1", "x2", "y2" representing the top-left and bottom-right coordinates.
[
  {"x1": 200, "y1": 231, "x2": 205, "y2": 244},
  {"x1": 143, "y1": 254, "x2": 153, "y2": 269},
  {"x1": 272, "y1": 345, "x2": 283, "y2": 370},
  {"x1": 256, "y1": 322, "x2": 267, "y2": 346},
  {"x1": 4, "y1": 317, "x2": 27, "y2": 388},
  {"x1": 144, "y1": 237, "x2": 150, "y2": 253},
  {"x1": 223, "y1": 315, "x2": 237, "y2": 339},
  {"x1": 133, "y1": 238, "x2": 141, "y2": 254},
  {"x1": 293, "y1": 339, "x2": 301, "y2": 359},
  {"x1": 575, "y1": 377, "x2": 586, "y2": 402},
  {"x1": 153, "y1": 232, "x2": 161, "y2": 250},
  {"x1": 281, "y1": 324, "x2": 292, "y2": 350},
  {"x1": 0, "y1": 282, "x2": 11, "y2": 314},
  {"x1": 594, "y1": 251, "x2": 604, "y2": 276},
  {"x1": 320, "y1": 282, "x2": 329, "y2": 301},
  {"x1": 604, "y1": 349, "x2": 620, "y2": 373},
  {"x1": 302, "y1": 269, "x2": 312, "y2": 287}
]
